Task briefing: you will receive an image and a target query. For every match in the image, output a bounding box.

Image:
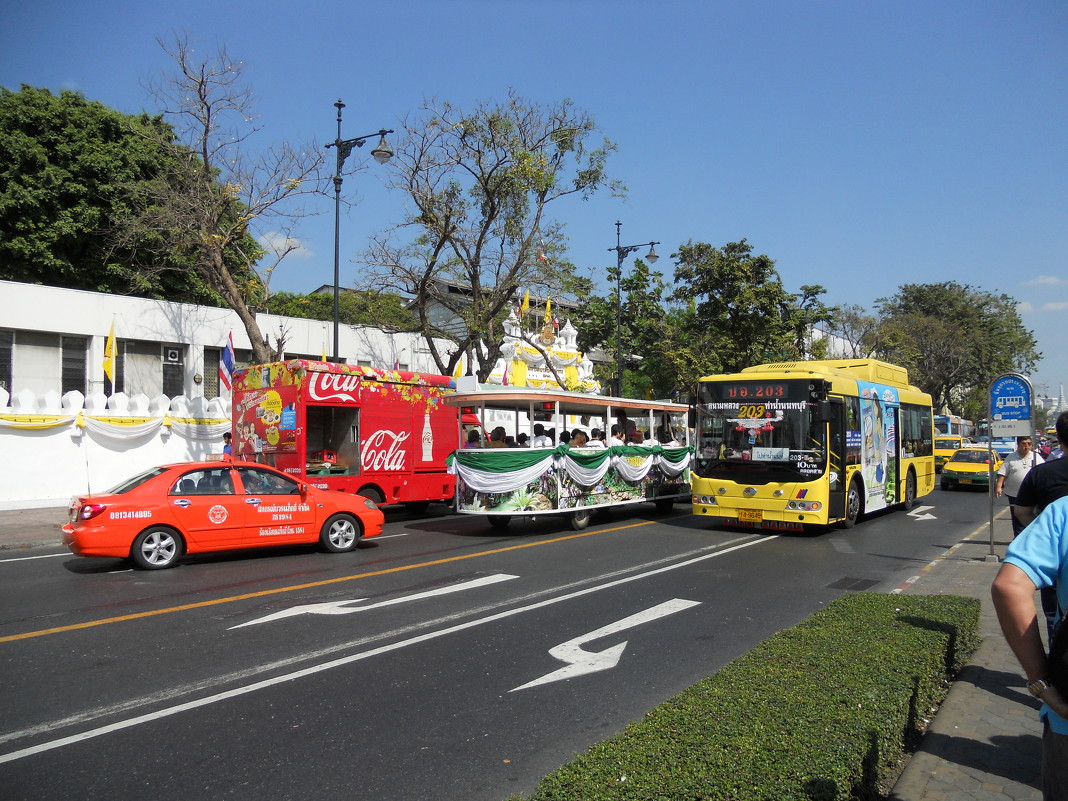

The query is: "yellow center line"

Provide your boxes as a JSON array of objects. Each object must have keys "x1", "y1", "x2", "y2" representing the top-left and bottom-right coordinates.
[{"x1": 2, "y1": 519, "x2": 656, "y2": 643}]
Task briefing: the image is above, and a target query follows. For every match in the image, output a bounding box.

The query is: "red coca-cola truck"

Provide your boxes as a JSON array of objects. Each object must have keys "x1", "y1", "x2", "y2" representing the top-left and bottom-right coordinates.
[{"x1": 231, "y1": 360, "x2": 466, "y2": 507}]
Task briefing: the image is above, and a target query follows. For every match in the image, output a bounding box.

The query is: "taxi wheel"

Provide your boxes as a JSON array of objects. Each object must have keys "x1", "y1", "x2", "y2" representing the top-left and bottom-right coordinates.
[
  {"x1": 131, "y1": 527, "x2": 182, "y2": 570},
  {"x1": 320, "y1": 514, "x2": 362, "y2": 553}
]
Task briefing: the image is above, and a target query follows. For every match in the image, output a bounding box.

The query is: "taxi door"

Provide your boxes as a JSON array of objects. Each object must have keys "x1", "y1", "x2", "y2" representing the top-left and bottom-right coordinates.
[
  {"x1": 167, "y1": 467, "x2": 243, "y2": 548},
  {"x1": 235, "y1": 466, "x2": 317, "y2": 546}
]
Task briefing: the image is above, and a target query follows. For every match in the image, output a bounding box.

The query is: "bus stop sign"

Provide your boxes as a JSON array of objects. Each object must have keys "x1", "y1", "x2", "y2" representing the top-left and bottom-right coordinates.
[{"x1": 989, "y1": 373, "x2": 1033, "y2": 437}]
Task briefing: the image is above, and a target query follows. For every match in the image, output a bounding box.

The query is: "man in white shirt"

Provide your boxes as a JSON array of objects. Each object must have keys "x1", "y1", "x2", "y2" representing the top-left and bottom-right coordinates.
[
  {"x1": 996, "y1": 435, "x2": 1044, "y2": 537},
  {"x1": 531, "y1": 423, "x2": 553, "y2": 448},
  {"x1": 608, "y1": 424, "x2": 625, "y2": 446}
]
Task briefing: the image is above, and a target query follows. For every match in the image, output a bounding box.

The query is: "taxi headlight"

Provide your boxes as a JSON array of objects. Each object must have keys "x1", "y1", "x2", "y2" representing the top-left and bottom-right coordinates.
[{"x1": 362, "y1": 498, "x2": 379, "y2": 511}]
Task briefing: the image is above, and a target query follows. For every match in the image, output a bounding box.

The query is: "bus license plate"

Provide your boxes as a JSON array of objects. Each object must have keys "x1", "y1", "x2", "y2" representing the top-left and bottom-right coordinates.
[{"x1": 739, "y1": 509, "x2": 763, "y2": 523}]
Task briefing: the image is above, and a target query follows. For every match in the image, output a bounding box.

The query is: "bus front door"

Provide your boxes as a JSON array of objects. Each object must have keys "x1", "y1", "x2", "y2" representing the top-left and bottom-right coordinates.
[{"x1": 826, "y1": 399, "x2": 847, "y2": 520}]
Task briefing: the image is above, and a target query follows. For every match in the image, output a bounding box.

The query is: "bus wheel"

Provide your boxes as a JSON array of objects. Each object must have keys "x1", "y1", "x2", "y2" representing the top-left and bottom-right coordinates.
[
  {"x1": 841, "y1": 479, "x2": 863, "y2": 529},
  {"x1": 488, "y1": 515, "x2": 511, "y2": 531},
  {"x1": 902, "y1": 470, "x2": 917, "y2": 511},
  {"x1": 570, "y1": 509, "x2": 592, "y2": 530},
  {"x1": 357, "y1": 485, "x2": 385, "y2": 505}
]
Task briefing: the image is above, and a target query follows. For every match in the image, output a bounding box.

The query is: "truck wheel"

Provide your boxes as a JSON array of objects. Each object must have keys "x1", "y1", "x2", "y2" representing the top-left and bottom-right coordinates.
[{"x1": 357, "y1": 485, "x2": 385, "y2": 505}]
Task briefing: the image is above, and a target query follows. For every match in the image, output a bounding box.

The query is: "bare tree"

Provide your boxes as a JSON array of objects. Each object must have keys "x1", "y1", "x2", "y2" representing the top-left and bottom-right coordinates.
[
  {"x1": 113, "y1": 34, "x2": 326, "y2": 363},
  {"x1": 362, "y1": 91, "x2": 623, "y2": 380}
]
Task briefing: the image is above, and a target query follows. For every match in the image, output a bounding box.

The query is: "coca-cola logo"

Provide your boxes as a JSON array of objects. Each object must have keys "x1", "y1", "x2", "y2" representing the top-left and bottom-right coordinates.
[
  {"x1": 309, "y1": 373, "x2": 362, "y2": 402},
  {"x1": 362, "y1": 429, "x2": 410, "y2": 472}
]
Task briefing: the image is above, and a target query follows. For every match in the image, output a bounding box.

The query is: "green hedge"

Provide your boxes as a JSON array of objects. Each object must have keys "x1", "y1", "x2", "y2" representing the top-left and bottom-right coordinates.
[{"x1": 512, "y1": 592, "x2": 981, "y2": 801}]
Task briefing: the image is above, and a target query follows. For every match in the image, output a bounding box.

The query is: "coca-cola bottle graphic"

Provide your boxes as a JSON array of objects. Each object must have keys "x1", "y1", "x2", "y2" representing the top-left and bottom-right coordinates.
[{"x1": 421, "y1": 412, "x2": 433, "y2": 461}]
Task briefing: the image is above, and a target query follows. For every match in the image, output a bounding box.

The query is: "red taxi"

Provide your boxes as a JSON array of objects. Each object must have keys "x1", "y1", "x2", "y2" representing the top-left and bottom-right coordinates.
[{"x1": 62, "y1": 458, "x2": 384, "y2": 569}]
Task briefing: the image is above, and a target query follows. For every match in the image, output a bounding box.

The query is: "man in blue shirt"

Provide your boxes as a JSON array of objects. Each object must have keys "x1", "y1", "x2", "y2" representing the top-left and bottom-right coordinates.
[{"x1": 992, "y1": 495, "x2": 1068, "y2": 799}]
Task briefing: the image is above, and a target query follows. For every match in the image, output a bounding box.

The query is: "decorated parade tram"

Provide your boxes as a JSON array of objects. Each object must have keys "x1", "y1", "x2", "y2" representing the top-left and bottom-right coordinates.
[{"x1": 445, "y1": 385, "x2": 693, "y2": 530}]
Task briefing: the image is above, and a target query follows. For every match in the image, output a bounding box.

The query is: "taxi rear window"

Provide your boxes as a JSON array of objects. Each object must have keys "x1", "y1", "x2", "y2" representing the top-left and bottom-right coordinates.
[{"x1": 105, "y1": 467, "x2": 168, "y2": 494}]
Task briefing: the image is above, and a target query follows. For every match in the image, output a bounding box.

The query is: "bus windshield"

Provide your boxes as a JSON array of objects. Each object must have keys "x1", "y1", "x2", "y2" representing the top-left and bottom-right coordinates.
[{"x1": 695, "y1": 399, "x2": 826, "y2": 482}]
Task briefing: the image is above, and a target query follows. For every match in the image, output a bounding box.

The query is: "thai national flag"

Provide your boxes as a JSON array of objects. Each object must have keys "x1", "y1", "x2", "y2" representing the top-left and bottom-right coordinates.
[{"x1": 219, "y1": 332, "x2": 235, "y2": 392}]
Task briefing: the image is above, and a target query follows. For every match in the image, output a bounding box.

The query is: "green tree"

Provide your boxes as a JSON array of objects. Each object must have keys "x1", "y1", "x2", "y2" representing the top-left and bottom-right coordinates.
[
  {"x1": 0, "y1": 85, "x2": 218, "y2": 302},
  {"x1": 362, "y1": 90, "x2": 623, "y2": 379},
  {"x1": 874, "y1": 281, "x2": 1040, "y2": 417},
  {"x1": 670, "y1": 240, "x2": 832, "y2": 375},
  {"x1": 823, "y1": 304, "x2": 881, "y2": 358},
  {"x1": 111, "y1": 35, "x2": 325, "y2": 363},
  {"x1": 267, "y1": 290, "x2": 417, "y2": 330}
]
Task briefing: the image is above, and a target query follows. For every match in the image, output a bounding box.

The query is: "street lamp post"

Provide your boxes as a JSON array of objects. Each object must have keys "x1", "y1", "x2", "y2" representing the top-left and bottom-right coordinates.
[
  {"x1": 326, "y1": 99, "x2": 394, "y2": 362},
  {"x1": 607, "y1": 221, "x2": 658, "y2": 397}
]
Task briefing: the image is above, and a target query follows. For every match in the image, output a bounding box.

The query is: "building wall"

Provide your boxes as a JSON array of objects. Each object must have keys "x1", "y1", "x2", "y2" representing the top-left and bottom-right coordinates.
[{"x1": 0, "y1": 281, "x2": 458, "y2": 510}]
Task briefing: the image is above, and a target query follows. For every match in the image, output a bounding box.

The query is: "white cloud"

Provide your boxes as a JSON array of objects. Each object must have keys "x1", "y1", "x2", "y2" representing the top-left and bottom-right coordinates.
[
  {"x1": 258, "y1": 232, "x2": 313, "y2": 260},
  {"x1": 1026, "y1": 275, "x2": 1068, "y2": 286},
  {"x1": 1018, "y1": 300, "x2": 1068, "y2": 313}
]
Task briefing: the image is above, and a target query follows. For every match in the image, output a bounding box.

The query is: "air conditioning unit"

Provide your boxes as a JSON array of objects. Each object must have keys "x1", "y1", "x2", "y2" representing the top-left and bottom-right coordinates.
[{"x1": 163, "y1": 347, "x2": 182, "y2": 364}]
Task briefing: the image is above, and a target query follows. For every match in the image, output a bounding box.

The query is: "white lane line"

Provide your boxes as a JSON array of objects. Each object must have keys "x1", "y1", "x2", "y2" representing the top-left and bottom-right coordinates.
[{"x1": 0, "y1": 534, "x2": 776, "y2": 764}]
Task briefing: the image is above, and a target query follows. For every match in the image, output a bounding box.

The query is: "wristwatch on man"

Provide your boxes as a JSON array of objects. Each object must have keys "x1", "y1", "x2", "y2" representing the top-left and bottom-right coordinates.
[{"x1": 1027, "y1": 677, "x2": 1052, "y2": 697}]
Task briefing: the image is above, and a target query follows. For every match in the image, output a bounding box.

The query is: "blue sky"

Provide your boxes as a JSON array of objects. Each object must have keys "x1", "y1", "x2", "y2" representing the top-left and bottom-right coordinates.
[{"x1": 3, "y1": 0, "x2": 1067, "y2": 398}]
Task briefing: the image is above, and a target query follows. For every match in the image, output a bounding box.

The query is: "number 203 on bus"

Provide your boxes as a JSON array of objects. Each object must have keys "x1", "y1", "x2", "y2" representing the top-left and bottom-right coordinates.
[{"x1": 722, "y1": 382, "x2": 788, "y2": 399}]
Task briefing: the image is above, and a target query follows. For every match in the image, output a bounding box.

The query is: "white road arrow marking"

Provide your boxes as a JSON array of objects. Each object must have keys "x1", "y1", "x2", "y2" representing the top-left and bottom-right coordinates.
[
  {"x1": 229, "y1": 573, "x2": 519, "y2": 629},
  {"x1": 511, "y1": 598, "x2": 701, "y2": 691},
  {"x1": 907, "y1": 505, "x2": 936, "y2": 521}
]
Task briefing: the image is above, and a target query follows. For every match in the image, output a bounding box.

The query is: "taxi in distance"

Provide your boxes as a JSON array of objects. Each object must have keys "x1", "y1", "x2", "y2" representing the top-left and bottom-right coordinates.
[
  {"x1": 62, "y1": 457, "x2": 384, "y2": 569},
  {"x1": 939, "y1": 446, "x2": 1003, "y2": 492},
  {"x1": 933, "y1": 435, "x2": 971, "y2": 471}
]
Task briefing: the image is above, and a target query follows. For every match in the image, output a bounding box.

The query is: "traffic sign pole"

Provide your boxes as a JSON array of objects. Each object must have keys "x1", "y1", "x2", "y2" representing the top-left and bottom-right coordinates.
[{"x1": 987, "y1": 373, "x2": 1034, "y2": 560}]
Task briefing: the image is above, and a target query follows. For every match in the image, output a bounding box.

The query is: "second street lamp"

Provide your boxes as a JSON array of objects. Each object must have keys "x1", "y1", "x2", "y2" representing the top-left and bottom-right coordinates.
[
  {"x1": 607, "y1": 220, "x2": 658, "y2": 397},
  {"x1": 325, "y1": 98, "x2": 394, "y2": 362}
]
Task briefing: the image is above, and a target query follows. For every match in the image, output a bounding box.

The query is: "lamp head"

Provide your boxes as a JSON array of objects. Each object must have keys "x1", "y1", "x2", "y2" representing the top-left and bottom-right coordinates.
[
  {"x1": 371, "y1": 133, "x2": 393, "y2": 165},
  {"x1": 646, "y1": 244, "x2": 659, "y2": 264}
]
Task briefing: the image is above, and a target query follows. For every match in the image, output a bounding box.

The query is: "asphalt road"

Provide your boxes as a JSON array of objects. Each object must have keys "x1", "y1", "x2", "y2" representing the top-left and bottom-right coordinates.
[{"x1": 0, "y1": 489, "x2": 997, "y2": 800}]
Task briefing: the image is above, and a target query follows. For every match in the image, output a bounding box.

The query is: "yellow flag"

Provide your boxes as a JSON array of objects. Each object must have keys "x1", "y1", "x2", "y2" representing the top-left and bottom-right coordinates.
[
  {"x1": 544, "y1": 296, "x2": 552, "y2": 323},
  {"x1": 321, "y1": 343, "x2": 328, "y2": 362},
  {"x1": 453, "y1": 358, "x2": 463, "y2": 378},
  {"x1": 103, "y1": 322, "x2": 116, "y2": 383},
  {"x1": 521, "y1": 290, "x2": 530, "y2": 315}
]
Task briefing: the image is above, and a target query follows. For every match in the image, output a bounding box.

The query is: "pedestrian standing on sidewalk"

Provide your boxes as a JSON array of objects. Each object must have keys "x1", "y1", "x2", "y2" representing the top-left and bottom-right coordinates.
[
  {"x1": 1015, "y1": 411, "x2": 1068, "y2": 639},
  {"x1": 992, "y1": 495, "x2": 1068, "y2": 800},
  {"x1": 996, "y1": 435, "x2": 1044, "y2": 537}
]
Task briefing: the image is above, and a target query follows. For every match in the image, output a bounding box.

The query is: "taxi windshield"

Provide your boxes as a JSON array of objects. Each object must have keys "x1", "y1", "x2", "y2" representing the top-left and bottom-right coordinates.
[{"x1": 949, "y1": 449, "x2": 990, "y2": 464}]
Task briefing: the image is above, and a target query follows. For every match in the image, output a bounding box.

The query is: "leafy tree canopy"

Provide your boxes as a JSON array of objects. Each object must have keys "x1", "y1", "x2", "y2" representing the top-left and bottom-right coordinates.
[
  {"x1": 670, "y1": 239, "x2": 835, "y2": 377},
  {"x1": 874, "y1": 281, "x2": 1040, "y2": 418},
  {"x1": 363, "y1": 90, "x2": 623, "y2": 380},
  {"x1": 267, "y1": 290, "x2": 418, "y2": 331},
  {"x1": 0, "y1": 84, "x2": 220, "y2": 303}
]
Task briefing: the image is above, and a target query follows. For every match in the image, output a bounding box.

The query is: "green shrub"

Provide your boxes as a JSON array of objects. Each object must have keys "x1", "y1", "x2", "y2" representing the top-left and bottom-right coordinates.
[{"x1": 515, "y1": 592, "x2": 980, "y2": 801}]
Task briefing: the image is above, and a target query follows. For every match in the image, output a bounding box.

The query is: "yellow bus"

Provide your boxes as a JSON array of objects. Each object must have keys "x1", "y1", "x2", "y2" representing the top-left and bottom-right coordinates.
[{"x1": 692, "y1": 359, "x2": 935, "y2": 530}]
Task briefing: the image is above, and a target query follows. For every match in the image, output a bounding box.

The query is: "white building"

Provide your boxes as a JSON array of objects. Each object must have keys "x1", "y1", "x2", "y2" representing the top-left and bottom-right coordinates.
[{"x1": 0, "y1": 281, "x2": 456, "y2": 509}]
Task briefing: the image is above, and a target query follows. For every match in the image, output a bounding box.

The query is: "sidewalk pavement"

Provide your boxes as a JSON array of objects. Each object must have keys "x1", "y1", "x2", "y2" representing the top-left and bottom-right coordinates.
[{"x1": 0, "y1": 505, "x2": 1043, "y2": 799}]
